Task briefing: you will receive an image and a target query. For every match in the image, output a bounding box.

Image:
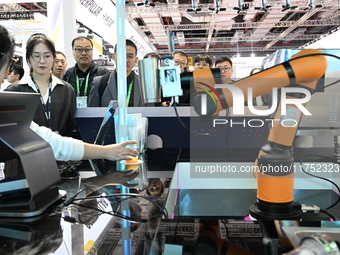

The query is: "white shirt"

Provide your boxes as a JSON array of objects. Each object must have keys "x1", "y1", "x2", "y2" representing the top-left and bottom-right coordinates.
[
  {"x1": 18, "y1": 74, "x2": 64, "y2": 104},
  {"x1": 30, "y1": 121, "x2": 84, "y2": 161}
]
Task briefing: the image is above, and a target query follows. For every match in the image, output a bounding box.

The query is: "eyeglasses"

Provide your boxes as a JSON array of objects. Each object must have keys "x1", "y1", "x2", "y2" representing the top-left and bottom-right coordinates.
[
  {"x1": 31, "y1": 53, "x2": 53, "y2": 63},
  {"x1": 74, "y1": 48, "x2": 92, "y2": 54},
  {"x1": 218, "y1": 67, "x2": 232, "y2": 72},
  {"x1": 194, "y1": 62, "x2": 210, "y2": 67},
  {"x1": 174, "y1": 60, "x2": 187, "y2": 66},
  {"x1": 9, "y1": 58, "x2": 19, "y2": 73},
  {"x1": 54, "y1": 59, "x2": 66, "y2": 65}
]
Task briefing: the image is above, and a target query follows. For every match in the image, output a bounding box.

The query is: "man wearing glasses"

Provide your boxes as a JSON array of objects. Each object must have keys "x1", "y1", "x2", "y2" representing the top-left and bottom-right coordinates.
[
  {"x1": 63, "y1": 36, "x2": 108, "y2": 108},
  {"x1": 214, "y1": 56, "x2": 233, "y2": 84},
  {"x1": 173, "y1": 51, "x2": 189, "y2": 73},
  {"x1": 89, "y1": 39, "x2": 145, "y2": 107},
  {"x1": 194, "y1": 54, "x2": 212, "y2": 70}
]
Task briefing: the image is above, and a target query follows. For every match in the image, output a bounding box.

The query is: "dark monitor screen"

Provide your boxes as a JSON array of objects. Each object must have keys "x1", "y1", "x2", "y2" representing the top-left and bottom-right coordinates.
[{"x1": 0, "y1": 91, "x2": 40, "y2": 126}]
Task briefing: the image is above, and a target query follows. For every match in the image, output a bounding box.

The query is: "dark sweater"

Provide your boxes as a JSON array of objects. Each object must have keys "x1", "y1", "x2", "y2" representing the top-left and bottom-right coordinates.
[{"x1": 5, "y1": 75, "x2": 76, "y2": 136}]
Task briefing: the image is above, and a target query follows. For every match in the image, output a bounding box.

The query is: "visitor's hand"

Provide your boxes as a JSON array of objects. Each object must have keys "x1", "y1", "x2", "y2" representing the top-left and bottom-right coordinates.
[
  {"x1": 103, "y1": 140, "x2": 139, "y2": 161},
  {"x1": 83, "y1": 140, "x2": 139, "y2": 161}
]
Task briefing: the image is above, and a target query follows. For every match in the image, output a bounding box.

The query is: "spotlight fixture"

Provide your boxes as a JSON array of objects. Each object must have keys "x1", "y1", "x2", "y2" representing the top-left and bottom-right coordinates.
[
  {"x1": 303, "y1": 0, "x2": 322, "y2": 10},
  {"x1": 208, "y1": 0, "x2": 226, "y2": 13},
  {"x1": 254, "y1": 0, "x2": 272, "y2": 12},
  {"x1": 282, "y1": 0, "x2": 298, "y2": 11},
  {"x1": 233, "y1": 0, "x2": 249, "y2": 13},
  {"x1": 187, "y1": 0, "x2": 202, "y2": 13},
  {"x1": 137, "y1": 0, "x2": 155, "y2": 7}
]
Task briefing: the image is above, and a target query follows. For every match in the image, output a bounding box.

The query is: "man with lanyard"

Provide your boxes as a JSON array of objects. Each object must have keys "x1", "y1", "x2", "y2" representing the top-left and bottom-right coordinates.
[
  {"x1": 88, "y1": 39, "x2": 145, "y2": 107},
  {"x1": 63, "y1": 36, "x2": 109, "y2": 108}
]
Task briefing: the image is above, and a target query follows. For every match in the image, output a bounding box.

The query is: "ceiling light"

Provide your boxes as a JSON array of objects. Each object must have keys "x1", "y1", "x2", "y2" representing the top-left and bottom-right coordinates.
[
  {"x1": 254, "y1": 0, "x2": 272, "y2": 12},
  {"x1": 208, "y1": 0, "x2": 226, "y2": 13},
  {"x1": 233, "y1": 0, "x2": 249, "y2": 13},
  {"x1": 282, "y1": 0, "x2": 298, "y2": 11},
  {"x1": 187, "y1": 0, "x2": 201, "y2": 13},
  {"x1": 137, "y1": 0, "x2": 155, "y2": 7}
]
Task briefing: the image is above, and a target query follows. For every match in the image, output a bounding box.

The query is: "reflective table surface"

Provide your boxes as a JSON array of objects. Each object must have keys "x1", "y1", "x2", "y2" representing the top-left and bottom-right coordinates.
[{"x1": 1, "y1": 153, "x2": 340, "y2": 255}]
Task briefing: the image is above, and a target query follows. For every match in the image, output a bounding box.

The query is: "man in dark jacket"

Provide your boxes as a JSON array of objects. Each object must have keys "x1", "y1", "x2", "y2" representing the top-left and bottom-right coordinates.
[
  {"x1": 89, "y1": 39, "x2": 144, "y2": 107},
  {"x1": 63, "y1": 36, "x2": 108, "y2": 108}
]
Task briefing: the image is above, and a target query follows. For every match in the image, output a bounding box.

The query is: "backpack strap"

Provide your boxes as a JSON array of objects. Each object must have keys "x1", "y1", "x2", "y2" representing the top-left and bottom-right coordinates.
[
  {"x1": 64, "y1": 67, "x2": 74, "y2": 82},
  {"x1": 97, "y1": 66, "x2": 107, "y2": 76},
  {"x1": 98, "y1": 72, "x2": 111, "y2": 102}
]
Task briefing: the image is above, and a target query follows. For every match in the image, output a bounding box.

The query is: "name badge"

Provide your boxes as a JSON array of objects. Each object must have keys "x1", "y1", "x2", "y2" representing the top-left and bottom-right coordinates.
[{"x1": 77, "y1": 96, "x2": 88, "y2": 108}]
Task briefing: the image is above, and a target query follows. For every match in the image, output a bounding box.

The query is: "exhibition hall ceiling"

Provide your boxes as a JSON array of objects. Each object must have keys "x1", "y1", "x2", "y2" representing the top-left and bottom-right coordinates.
[
  {"x1": 125, "y1": 0, "x2": 340, "y2": 57},
  {"x1": 0, "y1": 1, "x2": 339, "y2": 57}
]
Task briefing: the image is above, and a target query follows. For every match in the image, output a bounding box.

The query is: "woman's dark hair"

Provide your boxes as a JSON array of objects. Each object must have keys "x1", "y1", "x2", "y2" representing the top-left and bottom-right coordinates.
[
  {"x1": 0, "y1": 25, "x2": 15, "y2": 70},
  {"x1": 26, "y1": 33, "x2": 56, "y2": 65},
  {"x1": 194, "y1": 53, "x2": 212, "y2": 67},
  {"x1": 144, "y1": 52, "x2": 160, "y2": 60}
]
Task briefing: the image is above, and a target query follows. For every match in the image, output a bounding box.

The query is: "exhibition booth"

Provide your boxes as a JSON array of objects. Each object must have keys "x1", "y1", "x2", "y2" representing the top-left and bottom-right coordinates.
[{"x1": 0, "y1": 1, "x2": 340, "y2": 255}]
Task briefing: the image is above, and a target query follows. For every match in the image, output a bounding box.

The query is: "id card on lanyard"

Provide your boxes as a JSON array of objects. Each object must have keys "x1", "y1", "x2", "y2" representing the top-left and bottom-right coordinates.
[{"x1": 76, "y1": 71, "x2": 91, "y2": 108}]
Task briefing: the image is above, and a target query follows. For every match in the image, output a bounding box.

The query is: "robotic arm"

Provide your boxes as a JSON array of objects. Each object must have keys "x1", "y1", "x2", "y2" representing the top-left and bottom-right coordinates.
[{"x1": 192, "y1": 49, "x2": 327, "y2": 220}]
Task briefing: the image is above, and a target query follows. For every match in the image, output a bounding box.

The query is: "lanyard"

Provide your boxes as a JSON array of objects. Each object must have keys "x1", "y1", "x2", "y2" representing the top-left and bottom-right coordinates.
[
  {"x1": 126, "y1": 80, "x2": 134, "y2": 107},
  {"x1": 31, "y1": 75, "x2": 52, "y2": 127},
  {"x1": 75, "y1": 71, "x2": 91, "y2": 96}
]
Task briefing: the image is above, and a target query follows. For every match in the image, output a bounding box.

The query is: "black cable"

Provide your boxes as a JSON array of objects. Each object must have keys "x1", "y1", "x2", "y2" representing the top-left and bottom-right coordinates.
[
  {"x1": 63, "y1": 188, "x2": 87, "y2": 206},
  {"x1": 173, "y1": 99, "x2": 210, "y2": 136},
  {"x1": 299, "y1": 154, "x2": 340, "y2": 209},
  {"x1": 172, "y1": 97, "x2": 231, "y2": 139},
  {"x1": 71, "y1": 200, "x2": 140, "y2": 223},
  {"x1": 72, "y1": 192, "x2": 168, "y2": 219},
  {"x1": 71, "y1": 197, "x2": 166, "y2": 224},
  {"x1": 312, "y1": 79, "x2": 340, "y2": 94},
  {"x1": 172, "y1": 52, "x2": 340, "y2": 139},
  {"x1": 287, "y1": 52, "x2": 340, "y2": 94},
  {"x1": 319, "y1": 209, "x2": 337, "y2": 221}
]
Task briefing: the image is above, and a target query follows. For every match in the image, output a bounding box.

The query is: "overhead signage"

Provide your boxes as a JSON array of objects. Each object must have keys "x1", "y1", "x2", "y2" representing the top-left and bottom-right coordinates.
[
  {"x1": 76, "y1": 0, "x2": 154, "y2": 59},
  {"x1": 0, "y1": 12, "x2": 35, "y2": 20}
]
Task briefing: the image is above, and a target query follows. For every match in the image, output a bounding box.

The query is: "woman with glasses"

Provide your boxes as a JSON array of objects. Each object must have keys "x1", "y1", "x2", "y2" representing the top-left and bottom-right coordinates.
[
  {"x1": 5, "y1": 33, "x2": 76, "y2": 137},
  {"x1": 194, "y1": 53, "x2": 212, "y2": 69},
  {"x1": 0, "y1": 25, "x2": 139, "y2": 181}
]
